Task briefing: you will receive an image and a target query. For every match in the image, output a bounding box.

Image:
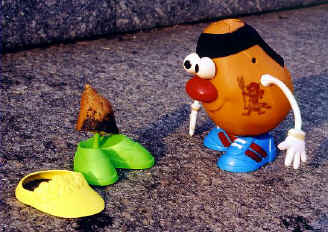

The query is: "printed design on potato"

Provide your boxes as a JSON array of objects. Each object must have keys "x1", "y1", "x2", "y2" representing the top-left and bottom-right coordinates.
[{"x1": 237, "y1": 76, "x2": 271, "y2": 116}]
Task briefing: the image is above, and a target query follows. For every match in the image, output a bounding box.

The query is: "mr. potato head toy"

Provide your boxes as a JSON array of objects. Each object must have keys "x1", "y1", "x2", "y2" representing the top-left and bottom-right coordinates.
[{"x1": 183, "y1": 19, "x2": 306, "y2": 173}]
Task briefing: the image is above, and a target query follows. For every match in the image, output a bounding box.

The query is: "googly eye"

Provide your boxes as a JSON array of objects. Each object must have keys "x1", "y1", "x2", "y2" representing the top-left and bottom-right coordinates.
[
  {"x1": 196, "y1": 57, "x2": 216, "y2": 79},
  {"x1": 183, "y1": 53, "x2": 200, "y2": 74}
]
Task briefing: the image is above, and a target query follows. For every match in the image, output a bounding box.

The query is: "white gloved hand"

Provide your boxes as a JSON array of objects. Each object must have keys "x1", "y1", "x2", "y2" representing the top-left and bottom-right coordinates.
[{"x1": 278, "y1": 129, "x2": 306, "y2": 169}]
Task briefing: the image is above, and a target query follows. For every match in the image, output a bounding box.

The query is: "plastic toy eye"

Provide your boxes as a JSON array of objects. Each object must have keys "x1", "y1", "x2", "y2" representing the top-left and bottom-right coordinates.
[
  {"x1": 183, "y1": 53, "x2": 200, "y2": 74},
  {"x1": 196, "y1": 57, "x2": 216, "y2": 79}
]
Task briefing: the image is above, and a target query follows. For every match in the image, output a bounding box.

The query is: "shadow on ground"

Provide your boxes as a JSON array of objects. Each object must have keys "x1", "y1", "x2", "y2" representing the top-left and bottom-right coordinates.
[{"x1": 133, "y1": 103, "x2": 190, "y2": 161}]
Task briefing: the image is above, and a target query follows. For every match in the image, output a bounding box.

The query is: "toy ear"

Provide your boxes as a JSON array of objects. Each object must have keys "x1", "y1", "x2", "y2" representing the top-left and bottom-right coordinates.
[{"x1": 76, "y1": 84, "x2": 119, "y2": 134}]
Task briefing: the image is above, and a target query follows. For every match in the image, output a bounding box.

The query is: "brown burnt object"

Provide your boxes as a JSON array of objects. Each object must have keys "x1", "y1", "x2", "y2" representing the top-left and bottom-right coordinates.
[{"x1": 76, "y1": 84, "x2": 119, "y2": 134}]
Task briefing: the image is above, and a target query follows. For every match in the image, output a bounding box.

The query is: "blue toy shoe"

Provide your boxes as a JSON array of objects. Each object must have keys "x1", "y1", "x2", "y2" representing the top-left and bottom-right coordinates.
[
  {"x1": 204, "y1": 127, "x2": 237, "y2": 152},
  {"x1": 217, "y1": 133, "x2": 277, "y2": 172}
]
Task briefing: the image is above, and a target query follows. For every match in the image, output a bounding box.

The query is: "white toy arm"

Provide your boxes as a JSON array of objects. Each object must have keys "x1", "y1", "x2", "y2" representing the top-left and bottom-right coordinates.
[
  {"x1": 189, "y1": 100, "x2": 201, "y2": 136},
  {"x1": 261, "y1": 74, "x2": 306, "y2": 169}
]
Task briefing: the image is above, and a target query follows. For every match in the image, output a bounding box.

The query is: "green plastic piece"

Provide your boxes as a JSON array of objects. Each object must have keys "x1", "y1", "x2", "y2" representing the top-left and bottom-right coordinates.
[
  {"x1": 74, "y1": 133, "x2": 154, "y2": 186},
  {"x1": 92, "y1": 133, "x2": 100, "y2": 148},
  {"x1": 74, "y1": 138, "x2": 118, "y2": 186},
  {"x1": 101, "y1": 134, "x2": 155, "y2": 169}
]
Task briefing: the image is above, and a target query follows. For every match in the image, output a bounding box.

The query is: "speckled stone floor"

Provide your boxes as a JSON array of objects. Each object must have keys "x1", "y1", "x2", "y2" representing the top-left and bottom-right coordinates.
[
  {"x1": 1, "y1": 4, "x2": 328, "y2": 232},
  {"x1": 2, "y1": 0, "x2": 326, "y2": 51}
]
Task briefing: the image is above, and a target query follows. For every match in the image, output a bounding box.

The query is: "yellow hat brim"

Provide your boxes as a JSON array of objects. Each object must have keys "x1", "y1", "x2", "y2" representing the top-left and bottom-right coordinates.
[{"x1": 15, "y1": 170, "x2": 105, "y2": 218}]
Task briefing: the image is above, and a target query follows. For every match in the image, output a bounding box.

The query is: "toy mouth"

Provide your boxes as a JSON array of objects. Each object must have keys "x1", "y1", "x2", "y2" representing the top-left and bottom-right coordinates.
[{"x1": 185, "y1": 76, "x2": 218, "y2": 103}]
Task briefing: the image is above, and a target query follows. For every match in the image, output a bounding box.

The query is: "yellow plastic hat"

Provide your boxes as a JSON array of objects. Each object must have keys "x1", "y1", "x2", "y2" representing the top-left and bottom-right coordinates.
[{"x1": 15, "y1": 170, "x2": 105, "y2": 218}]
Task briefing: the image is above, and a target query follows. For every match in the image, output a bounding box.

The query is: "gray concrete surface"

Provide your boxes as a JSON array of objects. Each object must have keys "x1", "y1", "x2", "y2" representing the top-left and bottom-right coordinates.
[
  {"x1": 1, "y1": 4, "x2": 328, "y2": 232},
  {"x1": 1, "y1": 0, "x2": 326, "y2": 51}
]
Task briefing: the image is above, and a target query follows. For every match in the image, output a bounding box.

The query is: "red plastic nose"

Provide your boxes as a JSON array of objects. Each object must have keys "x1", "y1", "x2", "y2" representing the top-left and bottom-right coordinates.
[{"x1": 185, "y1": 76, "x2": 218, "y2": 103}]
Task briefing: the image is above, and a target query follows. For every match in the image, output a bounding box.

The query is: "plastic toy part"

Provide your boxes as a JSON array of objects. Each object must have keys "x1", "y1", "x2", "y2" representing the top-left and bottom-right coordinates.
[
  {"x1": 261, "y1": 74, "x2": 302, "y2": 130},
  {"x1": 261, "y1": 74, "x2": 306, "y2": 169},
  {"x1": 183, "y1": 18, "x2": 307, "y2": 172},
  {"x1": 203, "y1": 126, "x2": 237, "y2": 152},
  {"x1": 15, "y1": 170, "x2": 104, "y2": 218},
  {"x1": 76, "y1": 84, "x2": 119, "y2": 134},
  {"x1": 184, "y1": 19, "x2": 293, "y2": 136},
  {"x1": 217, "y1": 133, "x2": 277, "y2": 172},
  {"x1": 189, "y1": 100, "x2": 201, "y2": 136},
  {"x1": 100, "y1": 134, "x2": 155, "y2": 169},
  {"x1": 279, "y1": 130, "x2": 306, "y2": 169},
  {"x1": 185, "y1": 76, "x2": 218, "y2": 103},
  {"x1": 183, "y1": 53, "x2": 216, "y2": 79},
  {"x1": 74, "y1": 133, "x2": 154, "y2": 186},
  {"x1": 74, "y1": 139, "x2": 119, "y2": 186}
]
